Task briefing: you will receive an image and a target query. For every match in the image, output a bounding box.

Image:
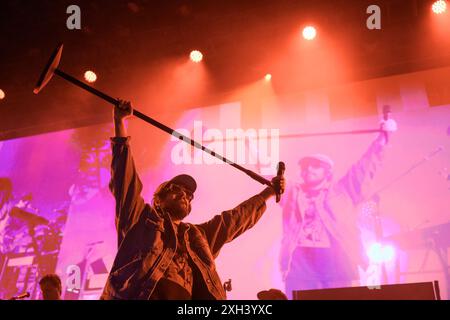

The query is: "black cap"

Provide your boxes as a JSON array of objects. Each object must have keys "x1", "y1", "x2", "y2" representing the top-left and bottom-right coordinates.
[{"x1": 168, "y1": 174, "x2": 197, "y2": 193}]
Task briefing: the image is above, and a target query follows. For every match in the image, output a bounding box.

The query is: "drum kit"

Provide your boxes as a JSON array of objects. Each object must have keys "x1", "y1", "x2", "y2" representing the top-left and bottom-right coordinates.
[
  {"x1": 5, "y1": 205, "x2": 64, "y2": 255},
  {"x1": 0, "y1": 201, "x2": 66, "y2": 300}
]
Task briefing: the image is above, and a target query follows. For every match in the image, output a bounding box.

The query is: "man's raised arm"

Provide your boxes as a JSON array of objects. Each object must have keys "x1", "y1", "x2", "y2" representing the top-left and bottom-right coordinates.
[
  {"x1": 196, "y1": 176, "x2": 285, "y2": 258},
  {"x1": 336, "y1": 119, "x2": 397, "y2": 204},
  {"x1": 110, "y1": 100, "x2": 146, "y2": 243}
]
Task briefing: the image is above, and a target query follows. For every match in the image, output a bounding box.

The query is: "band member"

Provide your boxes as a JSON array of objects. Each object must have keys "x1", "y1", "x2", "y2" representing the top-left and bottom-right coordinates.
[
  {"x1": 0, "y1": 178, "x2": 15, "y2": 299},
  {"x1": 0, "y1": 178, "x2": 13, "y2": 223},
  {"x1": 39, "y1": 274, "x2": 62, "y2": 300},
  {"x1": 279, "y1": 119, "x2": 397, "y2": 298},
  {"x1": 100, "y1": 100, "x2": 285, "y2": 300},
  {"x1": 257, "y1": 288, "x2": 288, "y2": 300}
]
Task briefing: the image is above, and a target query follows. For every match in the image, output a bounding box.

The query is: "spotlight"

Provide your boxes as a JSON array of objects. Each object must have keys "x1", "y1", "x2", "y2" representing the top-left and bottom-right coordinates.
[
  {"x1": 264, "y1": 73, "x2": 272, "y2": 81},
  {"x1": 190, "y1": 50, "x2": 203, "y2": 63},
  {"x1": 84, "y1": 70, "x2": 97, "y2": 83},
  {"x1": 302, "y1": 26, "x2": 317, "y2": 40},
  {"x1": 432, "y1": 0, "x2": 447, "y2": 14},
  {"x1": 0, "y1": 89, "x2": 5, "y2": 100},
  {"x1": 367, "y1": 243, "x2": 396, "y2": 263}
]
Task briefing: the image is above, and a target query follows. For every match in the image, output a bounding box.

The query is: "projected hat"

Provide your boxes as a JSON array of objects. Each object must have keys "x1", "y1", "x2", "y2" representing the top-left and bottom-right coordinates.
[{"x1": 298, "y1": 154, "x2": 334, "y2": 169}]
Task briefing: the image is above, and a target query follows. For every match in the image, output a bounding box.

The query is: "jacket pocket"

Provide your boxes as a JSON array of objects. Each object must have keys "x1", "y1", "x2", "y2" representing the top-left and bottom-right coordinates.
[
  {"x1": 191, "y1": 236, "x2": 214, "y2": 266},
  {"x1": 111, "y1": 254, "x2": 143, "y2": 287}
]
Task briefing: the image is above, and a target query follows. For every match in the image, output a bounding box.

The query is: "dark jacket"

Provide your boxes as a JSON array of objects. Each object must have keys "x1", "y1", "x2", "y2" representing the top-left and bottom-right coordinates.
[{"x1": 100, "y1": 137, "x2": 267, "y2": 300}]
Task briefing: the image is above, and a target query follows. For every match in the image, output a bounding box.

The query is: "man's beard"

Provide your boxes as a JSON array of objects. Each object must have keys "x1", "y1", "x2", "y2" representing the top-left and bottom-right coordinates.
[
  {"x1": 303, "y1": 175, "x2": 330, "y2": 191},
  {"x1": 166, "y1": 201, "x2": 190, "y2": 221},
  {"x1": 305, "y1": 177, "x2": 324, "y2": 188}
]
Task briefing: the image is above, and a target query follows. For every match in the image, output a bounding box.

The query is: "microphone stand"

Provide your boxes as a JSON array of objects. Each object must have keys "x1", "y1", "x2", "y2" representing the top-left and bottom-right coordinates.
[
  {"x1": 371, "y1": 193, "x2": 389, "y2": 285},
  {"x1": 370, "y1": 146, "x2": 443, "y2": 197},
  {"x1": 366, "y1": 146, "x2": 444, "y2": 285},
  {"x1": 26, "y1": 223, "x2": 43, "y2": 300},
  {"x1": 8, "y1": 292, "x2": 30, "y2": 300}
]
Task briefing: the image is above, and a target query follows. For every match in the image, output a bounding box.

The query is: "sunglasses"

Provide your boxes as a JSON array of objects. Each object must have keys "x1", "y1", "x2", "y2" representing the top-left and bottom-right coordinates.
[
  {"x1": 166, "y1": 184, "x2": 194, "y2": 202},
  {"x1": 300, "y1": 160, "x2": 325, "y2": 169}
]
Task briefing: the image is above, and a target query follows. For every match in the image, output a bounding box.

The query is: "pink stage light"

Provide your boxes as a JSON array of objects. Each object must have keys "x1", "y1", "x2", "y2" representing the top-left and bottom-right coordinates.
[
  {"x1": 367, "y1": 243, "x2": 396, "y2": 263},
  {"x1": 84, "y1": 70, "x2": 97, "y2": 83},
  {"x1": 432, "y1": 0, "x2": 447, "y2": 14},
  {"x1": 190, "y1": 50, "x2": 203, "y2": 63},
  {"x1": 0, "y1": 89, "x2": 5, "y2": 100},
  {"x1": 302, "y1": 26, "x2": 317, "y2": 40}
]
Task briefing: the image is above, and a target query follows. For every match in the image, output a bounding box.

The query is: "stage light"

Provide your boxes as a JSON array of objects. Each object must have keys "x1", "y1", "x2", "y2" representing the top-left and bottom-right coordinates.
[
  {"x1": 0, "y1": 89, "x2": 5, "y2": 100},
  {"x1": 302, "y1": 26, "x2": 317, "y2": 40},
  {"x1": 367, "y1": 243, "x2": 396, "y2": 263},
  {"x1": 84, "y1": 70, "x2": 97, "y2": 83},
  {"x1": 190, "y1": 50, "x2": 203, "y2": 63},
  {"x1": 432, "y1": 0, "x2": 447, "y2": 14},
  {"x1": 264, "y1": 73, "x2": 272, "y2": 81}
]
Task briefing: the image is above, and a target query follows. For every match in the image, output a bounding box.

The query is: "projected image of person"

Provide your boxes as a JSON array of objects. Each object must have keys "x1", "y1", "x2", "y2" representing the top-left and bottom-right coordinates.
[
  {"x1": 100, "y1": 100, "x2": 285, "y2": 300},
  {"x1": 0, "y1": 177, "x2": 17, "y2": 299},
  {"x1": 0, "y1": 178, "x2": 14, "y2": 253},
  {"x1": 279, "y1": 119, "x2": 397, "y2": 298}
]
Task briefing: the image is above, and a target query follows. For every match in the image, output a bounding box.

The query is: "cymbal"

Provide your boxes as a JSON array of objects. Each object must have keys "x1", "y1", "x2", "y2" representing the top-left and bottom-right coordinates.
[{"x1": 10, "y1": 207, "x2": 49, "y2": 226}]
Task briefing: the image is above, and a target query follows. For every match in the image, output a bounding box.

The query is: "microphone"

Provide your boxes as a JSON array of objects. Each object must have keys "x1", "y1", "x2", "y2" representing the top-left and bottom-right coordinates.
[
  {"x1": 9, "y1": 292, "x2": 30, "y2": 300},
  {"x1": 381, "y1": 105, "x2": 392, "y2": 143},
  {"x1": 275, "y1": 161, "x2": 285, "y2": 203},
  {"x1": 382, "y1": 105, "x2": 391, "y2": 121}
]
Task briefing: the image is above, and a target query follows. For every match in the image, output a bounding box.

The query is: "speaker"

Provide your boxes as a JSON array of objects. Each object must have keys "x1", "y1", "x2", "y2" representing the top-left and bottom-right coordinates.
[{"x1": 293, "y1": 281, "x2": 440, "y2": 300}]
